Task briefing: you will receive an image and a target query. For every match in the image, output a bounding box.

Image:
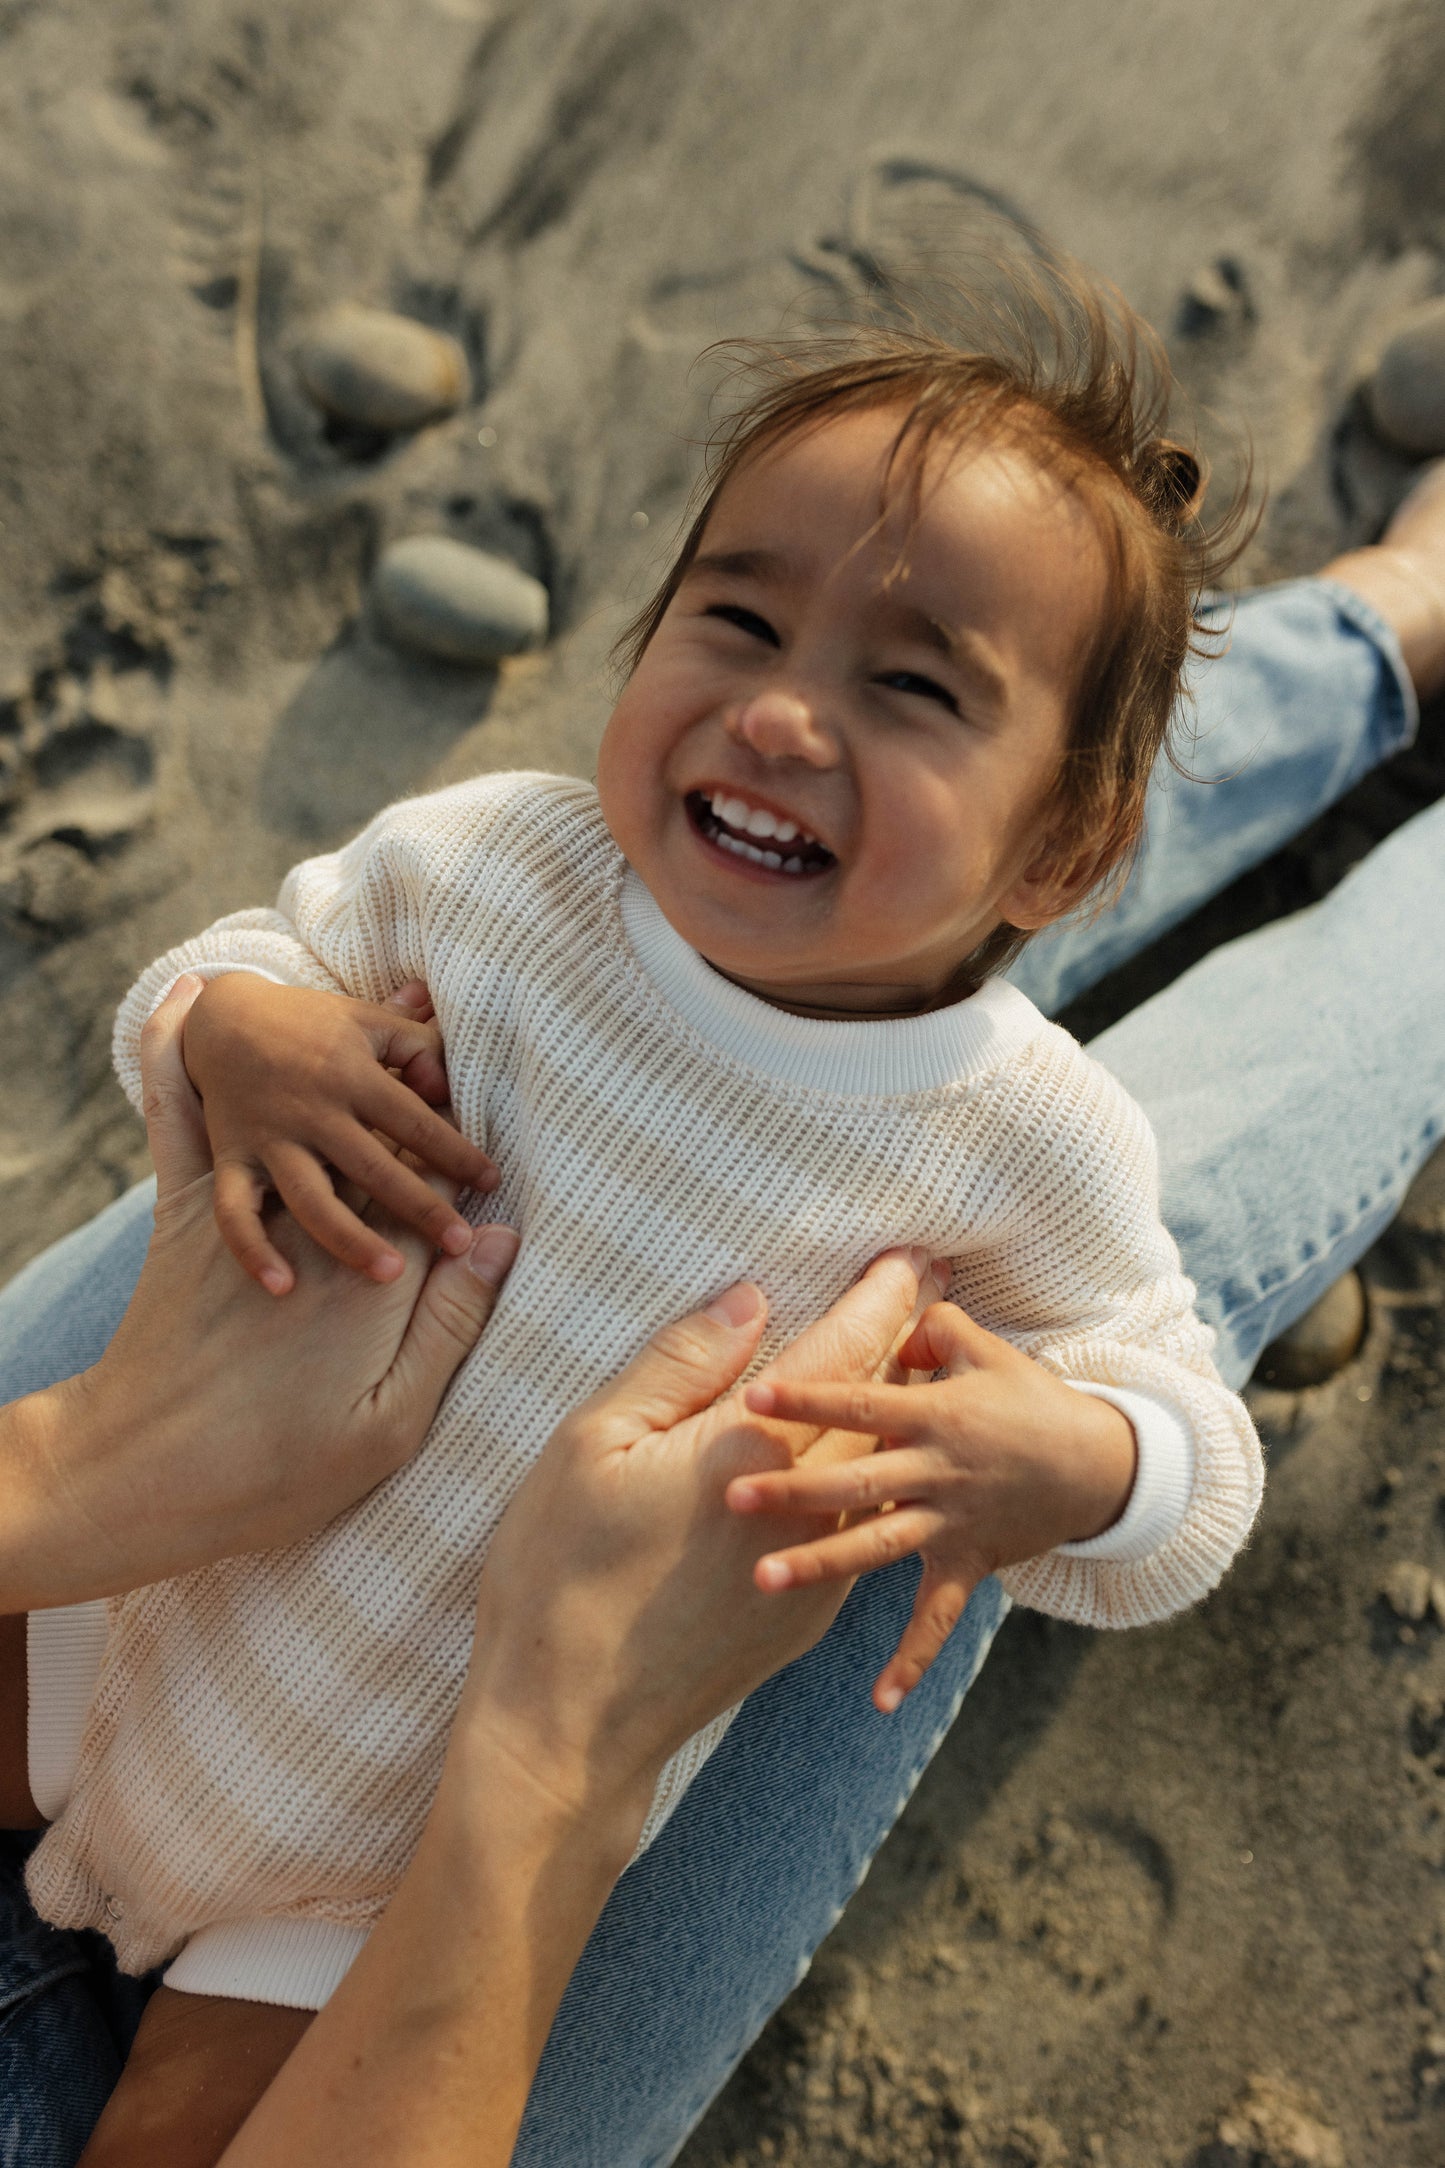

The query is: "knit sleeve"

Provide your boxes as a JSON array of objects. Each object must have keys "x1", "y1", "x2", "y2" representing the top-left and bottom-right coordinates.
[
  {"x1": 967, "y1": 1040, "x2": 1263, "y2": 1631},
  {"x1": 111, "y1": 772, "x2": 547, "y2": 1113}
]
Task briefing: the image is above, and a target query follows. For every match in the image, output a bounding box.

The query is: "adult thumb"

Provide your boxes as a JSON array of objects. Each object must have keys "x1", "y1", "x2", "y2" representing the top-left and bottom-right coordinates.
[
  {"x1": 583, "y1": 1282, "x2": 769, "y2": 1450},
  {"x1": 384, "y1": 1225, "x2": 520, "y2": 1423},
  {"x1": 138, "y1": 974, "x2": 213, "y2": 1197}
]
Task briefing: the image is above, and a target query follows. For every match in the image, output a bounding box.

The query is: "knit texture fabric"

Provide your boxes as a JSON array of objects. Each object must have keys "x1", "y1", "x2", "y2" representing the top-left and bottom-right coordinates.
[{"x1": 26, "y1": 772, "x2": 1262, "y2": 1998}]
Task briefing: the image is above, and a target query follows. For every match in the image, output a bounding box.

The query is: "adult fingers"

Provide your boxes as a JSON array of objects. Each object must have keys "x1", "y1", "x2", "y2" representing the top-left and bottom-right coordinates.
[
  {"x1": 873, "y1": 1567, "x2": 974, "y2": 1713},
  {"x1": 759, "y1": 1248, "x2": 944, "y2": 1397},
  {"x1": 386, "y1": 979, "x2": 436, "y2": 1024},
  {"x1": 752, "y1": 1503, "x2": 941, "y2": 1592},
  {"x1": 728, "y1": 1443, "x2": 942, "y2": 1519},
  {"x1": 138, "y1": 974, "x2": 213, "y2": 1197},
  {"x1": 380, "y1": 1225, "x2": 520, "y2": 1451},
  {"x1": 576, "y1": 1282, "x2": 770, "y2": 1452}
]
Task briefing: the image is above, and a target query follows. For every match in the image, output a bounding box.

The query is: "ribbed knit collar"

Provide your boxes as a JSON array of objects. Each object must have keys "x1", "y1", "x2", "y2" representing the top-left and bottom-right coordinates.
[{"x1": 619, "y1": 869, "x2": 1046, "y2": 1097}]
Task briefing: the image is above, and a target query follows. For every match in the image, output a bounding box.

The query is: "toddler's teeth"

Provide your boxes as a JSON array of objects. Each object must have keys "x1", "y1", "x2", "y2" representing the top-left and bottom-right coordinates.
[
  {"x1": 784, "y1": 856, "x2": 803, "y2": 873},
  {"x1": 744, "y1": 806, "x2": 777, "y2": 838},
  {"x1": 774, "y1": 819, "x2": 799, "y2": 843}
]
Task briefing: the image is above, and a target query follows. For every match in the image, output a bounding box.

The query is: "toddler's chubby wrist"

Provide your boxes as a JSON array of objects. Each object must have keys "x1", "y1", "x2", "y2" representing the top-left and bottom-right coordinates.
[{"x1": 1064, "y1": 1390, "x2": 1139, "y2": 1544}]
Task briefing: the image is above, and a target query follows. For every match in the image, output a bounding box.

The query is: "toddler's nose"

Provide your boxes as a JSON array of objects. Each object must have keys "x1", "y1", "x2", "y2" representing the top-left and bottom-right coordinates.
[{"x1": 726, "y1": 688, "x2": 836, "y2": 767}]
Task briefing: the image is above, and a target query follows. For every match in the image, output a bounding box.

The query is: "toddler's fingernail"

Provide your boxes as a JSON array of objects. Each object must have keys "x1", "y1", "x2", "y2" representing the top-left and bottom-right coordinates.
[
  {"x1": 441, "y1": 1222, "x2": 473, "y2": 1256},
  {"x1": 729, "y1": 1480, "x2": 762, "y2": 1513},
  {"x1": 467, "y1": 1224, "x2": 520, "y2": 1287},
  {"x1": 260, "y1": 1266, "x2": 288, "y2": 1296},
  {"x1": 371, "y1": 1250, "x2": 405, "y2": 1283},
  {"x1": 706, "y1": 1282, "x2": 763, "y2": 1329},
  {"x1": 876, "y1": 1683, "x2": 904, "y2": 1714},
  {"x1": 756, "y1": 1556, "x2": 793, "y2": 1592}
]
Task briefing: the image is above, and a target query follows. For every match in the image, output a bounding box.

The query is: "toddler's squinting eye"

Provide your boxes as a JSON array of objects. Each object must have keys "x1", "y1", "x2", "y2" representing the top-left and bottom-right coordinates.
[
  {"x1": 876, "y1": 670, "x2": 959, "y2": 715},
  {"x1": 705, "y1": 603, "x2": 781, "y2": 647}
]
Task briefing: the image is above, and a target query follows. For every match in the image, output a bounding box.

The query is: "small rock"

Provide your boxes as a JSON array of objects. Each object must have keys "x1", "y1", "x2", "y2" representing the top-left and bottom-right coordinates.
[
  {"x1": 296, "y1": 305, "x2": 469, "y2": 433},
  {"x1": 1255, "y1": 1271, "x2": 1367, "y2": 1389},
  {"x1": 1212, "y1": 2073, "x2": 1343, "y2": 2167},
  {"x1": 1367, "y1": 295, "x2": 1445, "y2": 456},
  {"x1": 371, "y1": 537, "x2": 548, "y2": 665},
  {"x1": 1382, "y1": 1560, "x2": 1433, "y2": 1622}
]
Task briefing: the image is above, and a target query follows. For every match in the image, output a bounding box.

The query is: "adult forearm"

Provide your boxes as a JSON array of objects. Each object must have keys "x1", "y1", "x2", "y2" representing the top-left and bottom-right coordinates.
[
  {"x1": 0, "y1": 1375, "x2": 118, "y2": 1612},
  {"x1": 221, "y1": 1733, "x2": 640, "y2": 2168}
]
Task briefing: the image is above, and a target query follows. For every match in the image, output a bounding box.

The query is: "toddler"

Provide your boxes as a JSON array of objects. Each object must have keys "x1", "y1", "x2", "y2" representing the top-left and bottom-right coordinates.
[{"x1": 20, "y1": 274, "x2": 1261, "y2": 2095}]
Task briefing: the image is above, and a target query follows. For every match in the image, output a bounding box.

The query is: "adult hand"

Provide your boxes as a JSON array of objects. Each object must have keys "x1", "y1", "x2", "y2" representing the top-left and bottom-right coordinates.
[
  {"x1": 1, "y1": 974, "x2": 518, "y2": 1612},
  {"x1": 214, "y1": 1246, "x2": 943, "y2": 2168},
  {"x1": 457, "y1": 1244, "x2": 948, "y2": 1861}
]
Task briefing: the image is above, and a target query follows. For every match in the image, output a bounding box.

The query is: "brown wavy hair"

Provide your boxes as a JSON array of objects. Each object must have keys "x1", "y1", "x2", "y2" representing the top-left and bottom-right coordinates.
[{"x1": 613, "y1": 254, "x2": 1257, "y2": 981}]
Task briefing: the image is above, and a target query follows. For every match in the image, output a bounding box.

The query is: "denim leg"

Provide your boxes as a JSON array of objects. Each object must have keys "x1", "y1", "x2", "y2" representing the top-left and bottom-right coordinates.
[
  {"x1": 0, "y1": 1181, "x2": 155, "y2": 1399},
  {"x1": 1093, "y1": 792, "x2": 1445, "y2": 1387},
  {"x1": 1009, "y1": 579, "x2": 1418, "y2": 1017},
  {"x1": 515, "y1": 1567, "x2": 1010, "y2": 2168}
]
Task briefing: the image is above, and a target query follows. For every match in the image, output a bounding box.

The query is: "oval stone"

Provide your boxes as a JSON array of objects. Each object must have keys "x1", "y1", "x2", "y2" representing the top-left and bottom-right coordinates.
[
  {"x1": 371, "y1": 537, "x2": 549, "y2": 664},
  {"x1": 296, "y1": 305, "x2": 469, "y2": 432},
  {"x1": 1367, "y1": 297, "x2": 1445, "y2": 456}
]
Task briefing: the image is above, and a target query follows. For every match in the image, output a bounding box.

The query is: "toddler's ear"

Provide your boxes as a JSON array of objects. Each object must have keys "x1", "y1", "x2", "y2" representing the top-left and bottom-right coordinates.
[{"x1": 997, "y1": 837, "x2": 1103, "y2": 934}]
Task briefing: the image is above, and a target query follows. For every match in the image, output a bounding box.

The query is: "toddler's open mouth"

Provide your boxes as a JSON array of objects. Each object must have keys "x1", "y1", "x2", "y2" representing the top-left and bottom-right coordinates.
[{"x1": 686, "y1": 790, "x2": 836, "y2": 878}]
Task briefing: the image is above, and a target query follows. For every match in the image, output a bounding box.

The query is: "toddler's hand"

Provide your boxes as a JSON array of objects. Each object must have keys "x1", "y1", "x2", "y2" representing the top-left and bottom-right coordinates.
[
  {"x1": 181, "y1": 972, "x2": 499, "y2": 1293},
  {"x1": 726, "y1": 1301, "x2": 1137, "y2": 1713}
]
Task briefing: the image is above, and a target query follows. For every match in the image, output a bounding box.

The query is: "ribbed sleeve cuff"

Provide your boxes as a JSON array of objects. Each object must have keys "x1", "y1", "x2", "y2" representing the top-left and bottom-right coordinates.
[
  {"x1": 164, "y1": 1917, "x2": 371, "y2": 2010},
  {"x1": 1054, "y1": 1383, "x2": 1196, "y2": 1565},
  {"x1": 27, "y1": 1601, "x2": 109, "y2": 1821}
]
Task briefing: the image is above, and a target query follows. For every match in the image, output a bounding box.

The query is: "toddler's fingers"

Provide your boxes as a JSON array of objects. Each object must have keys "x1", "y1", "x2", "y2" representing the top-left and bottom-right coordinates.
[
  {"x1": 386, "y1": 979, "x2": 436, "y2": 1023},
  {"x1": 352, "y1": 1071, "x2": 499, "y2": 1194},
  {"x1": 873, "y1": 1568, "x2": 974, "y2": 1714},
  {"x1": 728, "y1": 1445, "x2": 940, "y2": 1520},
  {"x1": 744, "y1": 1374, "x2": 939, "y2": 1442},
  {"x1": 265, "y1": 1144, "x2": 406, "y2": 1284},
  {"x1": 213, "y1": 1157, "x2": 296, "y2": 1297},
  {"x1": 752, "y1": 1503, "x2": 940, "y2": 1594},
  {"x1": 322, "y1": 1126, "x2": 478, "y2": 1258},
  {"x1": 894, "y1": 1300, "x2": 1001, "y2": 1379}
]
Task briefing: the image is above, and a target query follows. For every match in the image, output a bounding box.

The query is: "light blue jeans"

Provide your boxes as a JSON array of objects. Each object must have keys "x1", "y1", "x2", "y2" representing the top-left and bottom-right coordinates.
[{"x1": 1, "y1": 578, "x2": 1440, "y2": 2166}]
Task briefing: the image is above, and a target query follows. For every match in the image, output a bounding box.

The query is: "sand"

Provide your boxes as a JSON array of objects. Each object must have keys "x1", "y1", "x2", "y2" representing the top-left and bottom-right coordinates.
[{"x1": 2, "y1": 0, "x2": 1444, "y2": 2158}]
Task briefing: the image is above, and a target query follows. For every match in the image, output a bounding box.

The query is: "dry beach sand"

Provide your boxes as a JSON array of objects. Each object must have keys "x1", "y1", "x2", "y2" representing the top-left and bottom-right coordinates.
[{"x1": 3, "y1": 0, "x2": 1445, "y2": 2159}]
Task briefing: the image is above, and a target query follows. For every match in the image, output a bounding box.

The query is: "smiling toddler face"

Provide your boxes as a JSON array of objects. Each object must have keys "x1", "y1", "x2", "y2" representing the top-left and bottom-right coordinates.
[{"x1": 596, "y1": 406, "x2": 1110, "y2": 1018}]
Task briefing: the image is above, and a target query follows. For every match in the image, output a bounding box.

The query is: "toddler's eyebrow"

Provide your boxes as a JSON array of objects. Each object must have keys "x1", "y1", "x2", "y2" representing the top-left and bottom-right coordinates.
[{"x1": 686, "y1": 547, "x2": 784, "y2": 584}]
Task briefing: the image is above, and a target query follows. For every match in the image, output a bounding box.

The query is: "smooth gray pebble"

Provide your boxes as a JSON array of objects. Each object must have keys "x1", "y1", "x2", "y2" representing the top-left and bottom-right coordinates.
[
  {"x1": 371, "y1": 536, "x2": 549, "y2": 665},
  {"x1": 297, "y1": 305, "x2": 469, "y2": 433}
]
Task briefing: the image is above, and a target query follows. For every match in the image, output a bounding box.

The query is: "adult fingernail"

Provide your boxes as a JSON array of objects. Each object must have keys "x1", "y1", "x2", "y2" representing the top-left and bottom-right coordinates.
[
  {"x1": 171, "y1": 972, "x2": 205, "y2": 999},
  {"x1": 706, "y1": 1282, "x2": 763, "y2": 1329},
  {"x1": 906, "y1": 1244, "x2": 930, "y2": 1276},
  {"x1": 929, "y1": 1256, "x2": 952, "y2": 1293},
  {"x1": 468, "y1": 1225, "x2": 519, "y2": 1287}
]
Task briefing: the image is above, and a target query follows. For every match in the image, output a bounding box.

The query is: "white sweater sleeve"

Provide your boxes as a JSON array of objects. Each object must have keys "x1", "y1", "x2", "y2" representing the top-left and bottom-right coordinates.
[
  {"x1": 973, "y1": 1047, "x2": 1263, "y2": 1632},
  {"x1": 110, "y1": 779, "x2": 514, "y2": 1112}
]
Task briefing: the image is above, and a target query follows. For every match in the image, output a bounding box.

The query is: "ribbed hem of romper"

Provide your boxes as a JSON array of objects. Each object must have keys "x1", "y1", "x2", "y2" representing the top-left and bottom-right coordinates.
[
  {"x1": 27, "y1": 1601, "x2": 109, "y2": 1821},
  {"x1": 164, "y1": 1917, "x2": 371, "y2": 2009},
  {"x1": 1055, "y1": 1385, "x2": 1196, "y2": 1564},
  {"x1": 620, "y1": 871, "x2": 1046, "y2": 1095}
]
